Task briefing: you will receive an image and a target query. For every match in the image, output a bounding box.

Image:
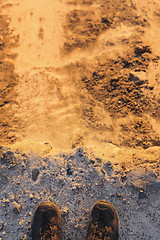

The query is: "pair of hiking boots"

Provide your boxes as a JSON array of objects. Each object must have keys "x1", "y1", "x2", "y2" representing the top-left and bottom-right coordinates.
[{"x1": 31, "y1": 200, "x2": 119, "y2": 240}]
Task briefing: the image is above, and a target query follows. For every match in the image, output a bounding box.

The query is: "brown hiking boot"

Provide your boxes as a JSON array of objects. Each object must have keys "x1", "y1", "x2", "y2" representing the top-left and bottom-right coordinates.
[
  {"x1": 31, "y1": 202, "x2": 62, "y2": 240},
  {"x1": 86, "y1": 200, "x2": 119, "y2": 240}
]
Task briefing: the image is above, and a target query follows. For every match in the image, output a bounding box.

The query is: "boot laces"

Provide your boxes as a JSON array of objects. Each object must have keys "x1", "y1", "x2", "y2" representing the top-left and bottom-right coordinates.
[
  {"x1": 91, "y1": 220, "x2": 119, "y2": 240},
  {"x1": 94, "y1": 222, "x2": 110, "y2": 239},
  {"x1": 41, "y1": 219, "x2": 57, "y2": 240}
]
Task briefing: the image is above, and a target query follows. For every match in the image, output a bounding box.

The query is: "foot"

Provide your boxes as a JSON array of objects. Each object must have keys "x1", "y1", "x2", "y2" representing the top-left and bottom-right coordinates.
[
  {"x1": 86, "y1": 200, "x2": 119, "y2": 240},
  {"x1": 31, "y1": 202, "x2": 62, "y2": 240}
]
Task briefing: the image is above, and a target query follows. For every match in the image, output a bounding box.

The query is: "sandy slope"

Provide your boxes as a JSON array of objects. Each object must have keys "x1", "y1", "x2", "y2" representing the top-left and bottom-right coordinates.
[
  {"x1": 0, "y1": 0, "x2": 160, "y2": 239},
  {"x1": 0, "y1": 0, "x2": 160, "y2": 149},
  {"x1": 1, "y1": 0, "x2": 66, "y2": 70}
]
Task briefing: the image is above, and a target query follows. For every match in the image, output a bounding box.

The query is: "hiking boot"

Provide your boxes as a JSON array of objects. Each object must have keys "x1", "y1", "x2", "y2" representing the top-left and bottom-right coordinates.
[
  {"x1": 31, "y1": 202, "x2": 62, "y2": 240},
  {"x1": 86, "y1": 200, "x2": 119, "y2": 240}
]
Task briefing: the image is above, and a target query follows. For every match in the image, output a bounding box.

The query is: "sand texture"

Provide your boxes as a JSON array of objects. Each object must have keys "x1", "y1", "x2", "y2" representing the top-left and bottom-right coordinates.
[{"x1": 0, "y1": 0, "x2": 160, "y2": 239}]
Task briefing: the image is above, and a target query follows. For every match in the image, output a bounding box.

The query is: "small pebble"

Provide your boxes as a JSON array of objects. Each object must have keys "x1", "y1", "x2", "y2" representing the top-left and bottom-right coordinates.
[
  {"x1": 61, "y1": 208, "x2": 69, "y2": 217},
  {"x1": 28, "y1": 225, "x2": 31, "y2": 230},
  {"x1": 3, "y1": 198, "x2": 10, "y2": 206},
  {"x1": 135, "y1": 45, "x2": 151, "y2": 54},
  {"x1": 13, "y1": 202, "x2": 21, "y2": 214},
  {"x1": 0, "y1": 221, "x2": 4, "y2": 231},
  {"x1": 30, "y1": 193, "x2": 34, "y2": 200},
  {"x1": 32, "y1": 169, "x2": 40, "y2": 181},
  {"x1": 138, "y1": 190, "x2": 148, "y2": 200},
  {"x1": 67, "y1": 168, "x2": 72, "y2": 175},
  {"x1": 116, "y1": 194, "x2": 122, "y2": 198}
]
